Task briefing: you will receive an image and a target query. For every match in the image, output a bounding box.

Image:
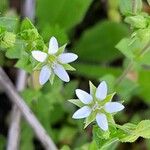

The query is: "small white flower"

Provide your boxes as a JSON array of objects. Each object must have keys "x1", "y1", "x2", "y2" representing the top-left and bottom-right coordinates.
[
  {"x1": 71, "y1": 81, "x2": 124, "y2": 131},
  {"x1": 32, "y1": 36, "x2": 78, "y2": 85}
]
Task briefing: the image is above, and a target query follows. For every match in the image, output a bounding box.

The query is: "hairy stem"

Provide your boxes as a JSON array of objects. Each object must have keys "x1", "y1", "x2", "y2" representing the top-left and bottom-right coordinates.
[{"x1": 116, "y1": 40, "x2": 150, "y2": 85}]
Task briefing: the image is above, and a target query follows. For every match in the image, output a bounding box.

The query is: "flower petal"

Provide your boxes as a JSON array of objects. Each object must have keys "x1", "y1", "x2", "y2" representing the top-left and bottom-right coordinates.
[
  {"x1": 32, "y1": 51, "x2": 47, "y2": 62},
  {"x1": 72, "y1": 106, "x2": 92, "y2": 119},
  {"x1": 75, "y1": 89, "x2": 93, "y2": 104},
  {"x1": 104, "y1": 102, "x2": 124, "y2": 113},
  {"x1": 48, "y1": 36, "x2": 58, "y2": 54},
  {"x1": 39, "y1": 65, "x2": 51, "y2": 85},
  {"x1": 96, "y1": 81, "x2": 107, "y2": 100},
  {"x1": 58, "y1": 53, "x2": 78, "y2": 64},
  {"x1": 96, "y1": 113, "x2": 108, "y2": 131},
  {"x1": 54, "y1": 64, "x2": 70, "y2": 82}
]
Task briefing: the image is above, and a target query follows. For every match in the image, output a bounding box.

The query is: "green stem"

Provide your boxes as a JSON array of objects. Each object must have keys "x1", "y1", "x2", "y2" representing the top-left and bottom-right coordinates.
[
  {"x1": 132, "y1": 0, "x2": 136, "y2": 14},
  {"x1": 116, "y1": 40, "x2": 150, "y2": 85},
  {"x1": 114, "y1": 124, "x2": 131, "y2": 134},
  {"x1": 115, "y1": 61, "x2": 133, "y2": 85}
]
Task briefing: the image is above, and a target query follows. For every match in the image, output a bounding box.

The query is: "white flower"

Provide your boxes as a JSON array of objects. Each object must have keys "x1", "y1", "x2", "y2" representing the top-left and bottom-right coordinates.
[
  {"x1": 32, "y1": 36, "x2": 78, "y2": 85},
  {"x1": 71, "y1": 81, "x2": 124, "y2": 131}
]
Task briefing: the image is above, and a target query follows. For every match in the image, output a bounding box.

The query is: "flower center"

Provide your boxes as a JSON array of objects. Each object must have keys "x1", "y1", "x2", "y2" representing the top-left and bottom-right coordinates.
[
  {"x1": 92, "y1": 102, "x2": 103, "y2": 111},
  {"x1": 48, "y1": 55, "x2": 57, "y2": 63}
]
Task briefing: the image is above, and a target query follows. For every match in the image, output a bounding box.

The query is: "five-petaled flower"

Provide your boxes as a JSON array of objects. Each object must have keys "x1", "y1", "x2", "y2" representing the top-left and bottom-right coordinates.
[
  {"x1": 32, "y1": 36, "x2": 78, "y2": 85},
  {"x1": 69, "y1": 81, "x2": 124, "y2": 131}
]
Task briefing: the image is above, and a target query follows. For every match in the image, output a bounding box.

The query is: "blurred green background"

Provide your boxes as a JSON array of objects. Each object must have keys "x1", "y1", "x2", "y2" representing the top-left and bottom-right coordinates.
[{"x1": 0, "y1": 0, "x2": 150, "y2": 149}]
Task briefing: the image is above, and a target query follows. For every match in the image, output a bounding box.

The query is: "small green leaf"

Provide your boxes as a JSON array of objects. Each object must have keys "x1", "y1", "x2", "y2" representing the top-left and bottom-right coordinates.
[
  {"x1": 21, "y1": 18, "x2": 35, "y2": 31},
  {"x1": 68, "y1": 99, "x2": 83, "y2": 107},
  {"x1": 6, "y1": 40, "x2": 25, "y2": 59},
  {"x1": 125, "y1": 15, "x2": 147, "y2": 29}
]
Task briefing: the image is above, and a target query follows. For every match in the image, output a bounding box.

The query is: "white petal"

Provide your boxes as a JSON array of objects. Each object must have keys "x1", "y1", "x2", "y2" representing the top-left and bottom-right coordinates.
[
  {"x1": 32, "y1": 51, "x2": 47, "y2": 62},
  {"x1": 72, "y1": 106, "x2": 92, "y2": 119},
  {"x1": 96, "y1": 113, "x2": 108, "y2": 131},
  {"x1": 48, "y1": 36, "x2": 58, "y2": 54},
  {"x1": 58, "y1": 53, "x2": 78, "y2": 64},
  {"x1": 75, "y1": 89, "x2": 93, "y2": 104},
  {"x1": 39, "y1": 65, "x2": 51, "y2": 85},
  {"x1": 53, "y1": 64, "x2": 70, "y2": 82},
  {"x1": 104, "y1": 102, "x2": 124, "y2": 113},
  {"x1": 96, "y1": 81, "x2": 107, "y2": 100}
]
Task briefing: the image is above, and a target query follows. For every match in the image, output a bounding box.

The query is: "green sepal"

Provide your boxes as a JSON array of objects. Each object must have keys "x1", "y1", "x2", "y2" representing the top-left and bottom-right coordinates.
[
  {"x1": 84, "y1": 111, "x2": 97, "y2": 129},
  {"x1": 68, "y1": 99, "x2": 83, "y2": 107},
  {"x1": 89, "y1": 81, "x2": 96, "y2": 96},
  {"x1": 63, "y1": 64, "x2": 75, "y2": 71},
  {"x1": 49, "y1": 73, "x2": 55, "y2": 85},
  {"x1": 56, "y1": 43, "x2": 67, "y2": 56}
]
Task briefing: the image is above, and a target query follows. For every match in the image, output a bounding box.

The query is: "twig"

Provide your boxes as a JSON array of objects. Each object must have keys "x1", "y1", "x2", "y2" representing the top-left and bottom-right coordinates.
[
  {"x1": 7, "y1": 0, "x2": 36, "y2": 149},
  {"x1": 7, "y1": 70, "x2": 26, "y2": 150},
  {"x1": 0, "y1": 67, "x2": 58, "y2": 150}
]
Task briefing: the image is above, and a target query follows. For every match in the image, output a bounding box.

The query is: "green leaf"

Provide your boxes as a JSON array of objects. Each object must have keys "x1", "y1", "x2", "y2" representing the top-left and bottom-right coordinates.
[
  {"x1": 0, "y1": 31, "x2": 16, "y2": 48},
  {"x1": 59, "y1": 126, "x2": 78, "y2": 144},
  {"x1": 119, "y1": 0, "x2": 142, "y2": 15},
  {"x1": 148, "y1": 0, "x2": 150, "y2": 5},
  {"x1": 93, "y1": 125, "x2": 119, "y2": 150},
  {"x1": 6, "y1": 40, "x2": 25, "y2": 59},
  {"x1": 41, "y1": 25, "x2": 68, "y2": 44},
  {"x1": 138, "y1": 70, "x2": 150, "y2": 103},
  {"x1": 60, "y1": 145, "x2": 71, "y2": 150},
  {"x1": 120, "y1": 120, "x2": 150, "y2": 142},
  {"x1": 116, "y1": 38, "x2": 135, "y2": 59},
  {"x1": 15, "y1": 53, "x2": 32, "y2": 72},
  {"x1": 36, "y1": 0, "x2": 92, "y2": 31},
  {"x1": 125, "y1": 15, "x2": 147, "y2": 29},
  {"x1": 68, "y1": 99, "x2": 84, "y2": 107},
  {"x1": 72, "y1": 63, "x2": 122, "y2": 79},
  {"x1": 21, "y1": 18, "x2": 35, "y2": 31},
  {"x1": 0, "y1": 17, "x2": 18, "y2": 32},
  {"x1": 74, "y1": 21, "x2": 128, "y2": 63}
]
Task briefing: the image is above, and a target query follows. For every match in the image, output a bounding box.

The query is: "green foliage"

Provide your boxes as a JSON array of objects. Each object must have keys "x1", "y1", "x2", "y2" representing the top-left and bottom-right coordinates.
[
  {"x1": 119, "y1": 120, "x2": 150, "y2": 142},
  {"x1": 119, "y1": 0, "x2": 142, "y2": 15},
  {"x1": 74, "y1": 21, "x2": 128, "y2": 63},
  {"x1": 36, "y1": 0, "x2": 92, "y2": 31},
  {"x1": 1, "y1": 0, "x2": 150, "y2": 149},
  {"x1": 0, "y1": 135, "x2": 6, "y2": 150}
]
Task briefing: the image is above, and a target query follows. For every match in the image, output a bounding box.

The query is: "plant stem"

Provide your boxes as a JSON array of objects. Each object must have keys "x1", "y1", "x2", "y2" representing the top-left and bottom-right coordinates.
[
  {"x1": 115, "y1": 61, "x2": 133, "y2": 85},
  {"x1": 132, "y1": 0, "x2": 136, "y2": 14},
  {"x1": 116, "y1": 40, "x2": 150, "y2": 85},
  {"x1": 7, "y1": 70, "x2": 26, "y2": 150},
  {"x1": 7, "y1": 1, "x2": 36, "y2": 149},
  {"x1": 0, "y1": 67, "x2": 58, "y2": 150}
]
